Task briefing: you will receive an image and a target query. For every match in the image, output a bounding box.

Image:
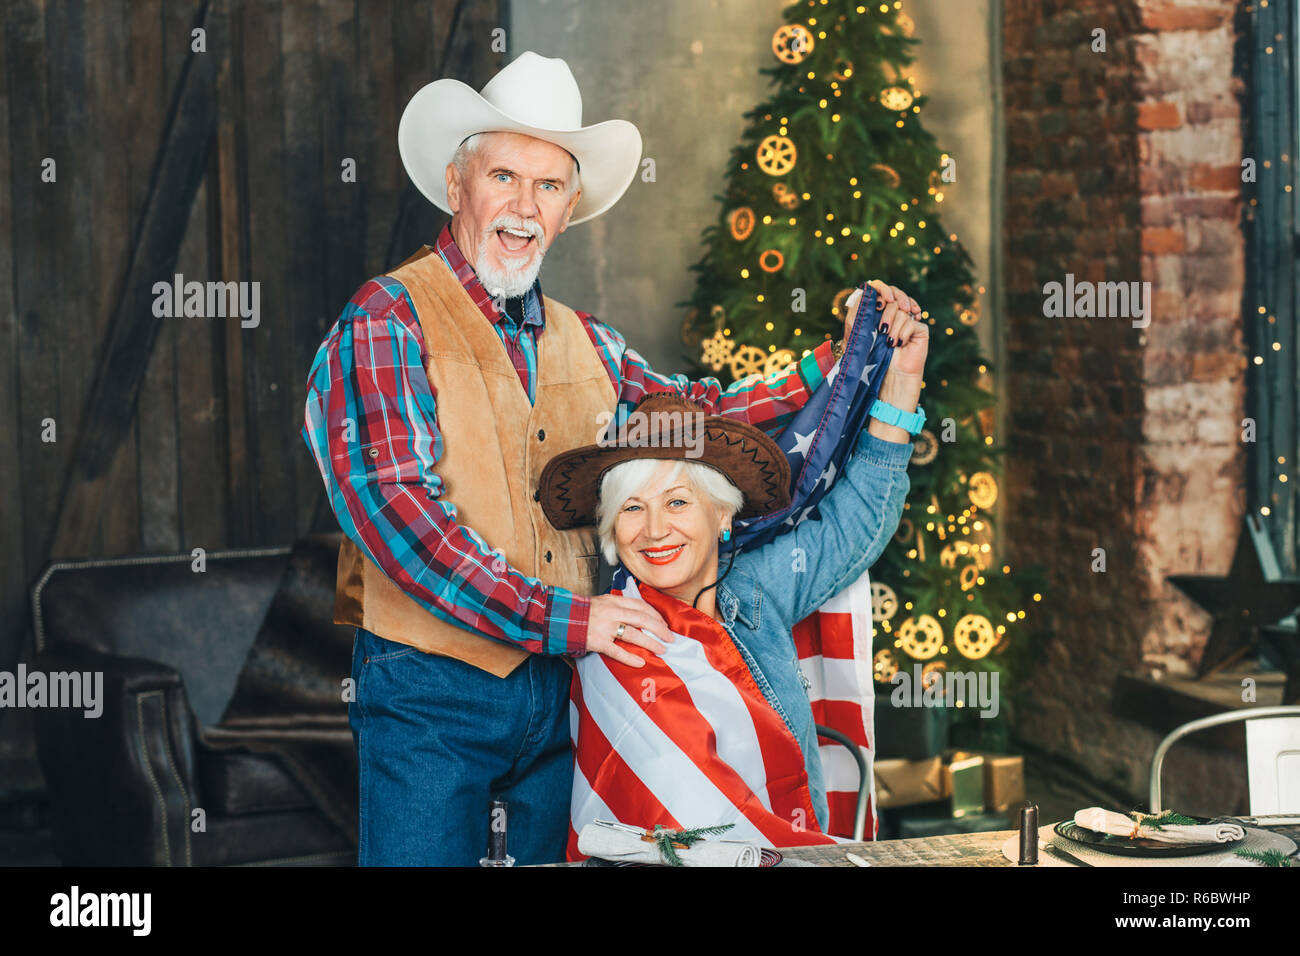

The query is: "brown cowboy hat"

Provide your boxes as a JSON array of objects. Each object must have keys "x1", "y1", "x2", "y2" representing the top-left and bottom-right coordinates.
[{"x1": 538, "y1": 392, "x2": 791, "y2": 530}]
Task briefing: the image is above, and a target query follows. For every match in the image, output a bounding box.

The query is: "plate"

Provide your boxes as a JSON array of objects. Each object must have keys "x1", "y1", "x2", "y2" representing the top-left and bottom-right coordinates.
[{"x1": 1053, "y1": 815, "x2": 1246, "y2": 858}]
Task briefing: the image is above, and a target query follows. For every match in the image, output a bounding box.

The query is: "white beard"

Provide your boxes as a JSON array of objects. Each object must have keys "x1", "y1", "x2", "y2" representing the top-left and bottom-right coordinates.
[{"x1": 476, "y1": 237, "x2": 545, "y2": 298}]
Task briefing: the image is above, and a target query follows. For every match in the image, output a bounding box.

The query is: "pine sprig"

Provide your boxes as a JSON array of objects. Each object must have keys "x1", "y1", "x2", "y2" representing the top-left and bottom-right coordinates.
[
  {"x1": 1126, "y1": 810, "x2": 1201, "y2": 830},
  {"x1": 1232, "y1": 848, "x2": 1295, "y2": 867},
  {"x1": 651, "y1": 823, "x2": 736, "y2": 867}
]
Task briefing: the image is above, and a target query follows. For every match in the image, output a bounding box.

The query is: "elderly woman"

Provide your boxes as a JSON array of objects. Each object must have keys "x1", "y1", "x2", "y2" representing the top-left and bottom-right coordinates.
[{"x1": 538, "y1": 298, "x2": 927, "y2": 857}]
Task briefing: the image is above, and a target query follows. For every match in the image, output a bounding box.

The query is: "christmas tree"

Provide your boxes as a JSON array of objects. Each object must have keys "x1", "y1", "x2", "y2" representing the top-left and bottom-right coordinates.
[{"x1": 679, "y1": 0, "x2": 1046, "y2": 746}]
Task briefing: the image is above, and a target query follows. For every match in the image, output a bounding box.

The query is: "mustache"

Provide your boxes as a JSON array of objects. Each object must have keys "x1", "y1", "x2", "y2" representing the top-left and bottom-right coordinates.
[{"x1": 486, "y1": 217, "x2": 545, "y2": 249}]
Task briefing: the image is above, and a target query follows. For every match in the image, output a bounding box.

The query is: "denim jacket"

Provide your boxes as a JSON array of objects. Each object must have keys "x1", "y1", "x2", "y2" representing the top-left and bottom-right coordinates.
[{"x1": 711, "y1": 427, "x2": 913, "y2": 833}]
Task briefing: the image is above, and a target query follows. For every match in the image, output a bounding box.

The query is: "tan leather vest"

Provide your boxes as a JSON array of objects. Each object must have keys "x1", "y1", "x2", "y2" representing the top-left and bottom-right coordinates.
[{"x1": 334, "y1": 246, "x2": 616, "y2": 677}]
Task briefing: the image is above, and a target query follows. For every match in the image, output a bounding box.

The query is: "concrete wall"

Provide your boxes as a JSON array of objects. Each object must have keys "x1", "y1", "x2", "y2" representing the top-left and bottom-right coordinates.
[{"x1": 506, "y1": 0, "x2": 1001, "y2": 375}]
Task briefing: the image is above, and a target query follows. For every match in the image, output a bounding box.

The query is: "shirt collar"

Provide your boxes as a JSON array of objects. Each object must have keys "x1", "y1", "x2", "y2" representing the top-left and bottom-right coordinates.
[{"x1": 433, "y1": 222, "x2": 545, "y2": 330}]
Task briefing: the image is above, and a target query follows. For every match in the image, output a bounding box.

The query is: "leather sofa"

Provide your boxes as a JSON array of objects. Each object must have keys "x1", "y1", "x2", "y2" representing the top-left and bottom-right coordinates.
[{"x1": 29, "y1": 534, "x2": 357, "y2": 866}]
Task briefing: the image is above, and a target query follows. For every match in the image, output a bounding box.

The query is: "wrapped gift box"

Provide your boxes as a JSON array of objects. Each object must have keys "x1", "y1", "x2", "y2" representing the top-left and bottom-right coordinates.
[
  {"x1": 944, "y1": 752, "x2": 985, "y2": 817},
  {"x1": 873, "y1": 696, "x2": 950, "y2": 759},
  {"x1": 873, "y1": 755, "x2": 945, "y2": 809},
  {"x1": 945, "y1": 749, "x2": 1025, "y2": 814}
]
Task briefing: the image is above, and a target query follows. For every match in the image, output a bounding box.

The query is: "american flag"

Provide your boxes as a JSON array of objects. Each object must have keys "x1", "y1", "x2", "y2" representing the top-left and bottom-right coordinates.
[
  {"x1": 566, "y1": 575, "x2": 843, "y2": 858},
  {"x1": 570, "y1": 283, "x2": 895, "y2": 847},
  {"x1": 728, "y1": 281, "x2": 895, "y2": 840}
]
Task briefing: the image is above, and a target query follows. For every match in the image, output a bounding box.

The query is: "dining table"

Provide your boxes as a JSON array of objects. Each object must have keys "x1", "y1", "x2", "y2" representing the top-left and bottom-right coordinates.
[{"x1": 545, "y1": 821, "x2": 1300, "y2": 866}]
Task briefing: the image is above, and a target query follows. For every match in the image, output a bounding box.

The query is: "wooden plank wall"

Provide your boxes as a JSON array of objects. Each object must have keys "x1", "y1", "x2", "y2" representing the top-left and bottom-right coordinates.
[{"x1": 0, "y1": 0, "x2": 504, "y2": 670}]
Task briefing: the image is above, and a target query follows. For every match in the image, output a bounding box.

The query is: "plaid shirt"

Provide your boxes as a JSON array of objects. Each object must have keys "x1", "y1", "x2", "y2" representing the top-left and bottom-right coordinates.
[{"x1": 303, "y1": 222, "x2": 836, "y2": 657}]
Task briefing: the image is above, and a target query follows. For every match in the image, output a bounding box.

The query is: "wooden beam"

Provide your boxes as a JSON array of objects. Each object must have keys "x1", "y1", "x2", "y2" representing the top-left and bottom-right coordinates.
[
  {"x1": 43, "y1": 0, "x2": 220, "y2": 561},
  {"x1": 383, "y1": 0, "x2": 490, "y2": 269}
]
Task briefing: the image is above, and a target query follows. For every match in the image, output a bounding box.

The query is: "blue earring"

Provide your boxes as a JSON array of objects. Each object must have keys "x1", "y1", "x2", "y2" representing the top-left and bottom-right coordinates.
[{"x1": 721, "y1": 528, "x2": 731, "y2": 543}]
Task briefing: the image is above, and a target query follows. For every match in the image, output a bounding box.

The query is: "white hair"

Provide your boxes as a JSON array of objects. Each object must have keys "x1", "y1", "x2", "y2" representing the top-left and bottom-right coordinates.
[
  {"x1": 451, "y1": 131, "x2": 582, "y2": 197},
  {"x1": 595, "y1": 458, "x2": 744, "y2": 566}
]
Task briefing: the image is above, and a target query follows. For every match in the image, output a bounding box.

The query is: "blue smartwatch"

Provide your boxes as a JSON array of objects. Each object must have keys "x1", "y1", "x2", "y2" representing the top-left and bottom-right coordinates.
[{"x1": 869, "y1": 398, "x2": 926, "y2": 436}]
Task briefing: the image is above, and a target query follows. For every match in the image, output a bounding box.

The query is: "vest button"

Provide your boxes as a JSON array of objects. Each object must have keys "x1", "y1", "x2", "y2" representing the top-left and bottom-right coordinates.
[
  {"x1": 545, "y1": 550, "x2": 552, "y2": 563},
  {"x1": 537, "y1": 428, "x2": 546, "y2": 441}
]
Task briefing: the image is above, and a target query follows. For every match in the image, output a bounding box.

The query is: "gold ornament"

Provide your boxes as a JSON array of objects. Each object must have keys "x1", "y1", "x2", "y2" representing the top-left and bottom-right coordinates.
[
  {"x1": 897, "y1": 614, "x2": 943, "y2": 660},
  {"x1": 959, "y1": 564, "x2": 980, "y2": 591},
  {"x1": 831, "y1": 287, "x2": 856, "y2": 319},
  {"x1": 873, "y1": 649, "x2": 899, "y2": 684},
  {"x1": 729, "y1": 206, "x2": 755, "y2": 241},
  {"x1": 772, "y1": 24, "x2": 815, "y2": 64},
  {"x1": 953, "y1": 614, "x2": 996, "y2": 660},
  {"x1": 894, "y1": 516, "x2": 914, "y2": 544},
  {"x1": 948, "y1": 539, "x2": 986, "y2": 571},
  {"x1": 772, "y1": 183, "x2": 800, "y2": 209},
  {"x1": 701, "y1": 330, "x2": 735, "y2": 371},
  {"x1": 758, "y1": 249, "x2": 785, "y2": 273},
  {"x1": 830, "y1": 57, "x2": 853, "y2": 82},
  {"x1": 871, "y1": 581, "x2": 898, "y2": 622},
  {"x1": 756, "y1": 134, "x2": 797, "y2": 176},
  {"x1": 870, "y1": 163, "x2": 901, "y2": 189},
  {"x1": 912, "y1": 429, "x2": 938, "y2": 465},
  {"x1": 921, "y1": 660, "x2": 946, "y2": 690},
  {"x1": 968, "y1": 472, "x2": 998, "y2": 510},
  {"x1": 763, "y1": 348, "x2": 797, "y2": 377},
  {"x1": 879, "y1": 86, "x2": 914, "y2": 112},
  {"x1": 729, "y1": 344, "x2": 767, "y2": 380}
]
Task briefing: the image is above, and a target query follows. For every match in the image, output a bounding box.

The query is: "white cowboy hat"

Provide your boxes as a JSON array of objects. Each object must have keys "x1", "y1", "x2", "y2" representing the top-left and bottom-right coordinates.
[{"x1": 398, "y1": 51, "x2": 643, "y2": 226}]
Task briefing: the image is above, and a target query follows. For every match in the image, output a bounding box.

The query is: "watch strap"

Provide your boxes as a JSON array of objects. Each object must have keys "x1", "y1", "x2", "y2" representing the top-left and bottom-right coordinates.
[{"x1": 869, "y1": 398, "x2": 926, "y2": 436}]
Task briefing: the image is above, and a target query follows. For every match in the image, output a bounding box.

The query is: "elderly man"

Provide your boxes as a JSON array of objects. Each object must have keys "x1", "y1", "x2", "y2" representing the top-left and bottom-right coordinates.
[{"x1": 303, "y1": 51, "x2": 920, "y2": 866}]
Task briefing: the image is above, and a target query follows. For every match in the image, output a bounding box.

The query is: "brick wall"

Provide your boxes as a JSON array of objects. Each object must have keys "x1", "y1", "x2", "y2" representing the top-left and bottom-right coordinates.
[{"x1": 1002, "y1": 0, "x2": 1248, "y2": 807}]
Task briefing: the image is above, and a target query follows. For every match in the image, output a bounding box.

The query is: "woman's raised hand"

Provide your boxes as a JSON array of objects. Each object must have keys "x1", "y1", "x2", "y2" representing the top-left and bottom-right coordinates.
[
  {"x1": 847, "y1": 280, "x2": 929, "y2": 377},
  {"x1": 585, "y1": 594, "x2": 675, "y2": 668}
]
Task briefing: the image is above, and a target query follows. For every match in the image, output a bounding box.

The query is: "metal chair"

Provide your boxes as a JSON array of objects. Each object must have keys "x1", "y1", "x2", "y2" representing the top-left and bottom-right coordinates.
[
  {"x1": 816, "y1": 724, "x2": 869, "y2": 841},
  {"x1": 1148, "y1": 705, "x2": 1300, "y2": 816}
]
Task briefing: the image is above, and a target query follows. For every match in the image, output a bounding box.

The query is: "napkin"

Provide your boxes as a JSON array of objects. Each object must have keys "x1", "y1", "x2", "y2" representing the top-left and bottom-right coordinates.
[
  {"x1": 1074, "y1": 807, "x2": 1245, "y2": 845},
  {"x1": 577, "y1": 820, "x2": 762, "y2": 867}
]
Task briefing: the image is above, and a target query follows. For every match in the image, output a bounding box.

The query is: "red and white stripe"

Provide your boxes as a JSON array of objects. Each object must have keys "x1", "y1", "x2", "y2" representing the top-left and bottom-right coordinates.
[
  {"x1": 792, "y1": 566, "x2": 879, "y2": 840},
  {"x1": 566, "y1": 577, "x2": 857, "y2": 860}
]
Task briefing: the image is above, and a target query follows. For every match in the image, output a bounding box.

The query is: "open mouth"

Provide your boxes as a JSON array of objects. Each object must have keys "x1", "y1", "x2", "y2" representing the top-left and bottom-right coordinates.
[
  {"x1": 495, "y1": 227, "x2": 537, "y2": 255},
  {"x1": 641, "y1": 544, "x2": 685, "y2": 565}
]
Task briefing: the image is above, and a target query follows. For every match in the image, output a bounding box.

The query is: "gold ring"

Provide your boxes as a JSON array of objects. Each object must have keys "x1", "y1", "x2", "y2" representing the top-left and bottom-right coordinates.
[{"x1": 615, "y1": 623, "x2": 626, "y2": 639}]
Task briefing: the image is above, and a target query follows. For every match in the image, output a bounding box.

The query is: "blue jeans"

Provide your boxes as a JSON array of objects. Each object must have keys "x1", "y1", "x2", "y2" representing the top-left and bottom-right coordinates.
[{"x1": 349, "y1": 627, "x2": 573, "y2": 866}]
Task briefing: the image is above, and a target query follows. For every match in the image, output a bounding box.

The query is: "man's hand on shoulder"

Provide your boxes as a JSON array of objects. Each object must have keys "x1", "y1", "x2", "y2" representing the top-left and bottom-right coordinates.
[{"x1": 585, "y1": 594, "x2": 675, "y2": 667}]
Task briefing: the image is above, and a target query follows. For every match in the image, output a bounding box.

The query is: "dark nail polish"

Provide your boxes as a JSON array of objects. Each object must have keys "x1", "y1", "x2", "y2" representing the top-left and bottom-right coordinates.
[
  {"x1": 878, "y1": 322, "x2": 887, "y2": 332},
  {"x1": 889, "y1": 337, "x2": 896, "y2": 347},
  {"x1": 876, "y1": 300, "x2": 885, "y2": 309}
]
